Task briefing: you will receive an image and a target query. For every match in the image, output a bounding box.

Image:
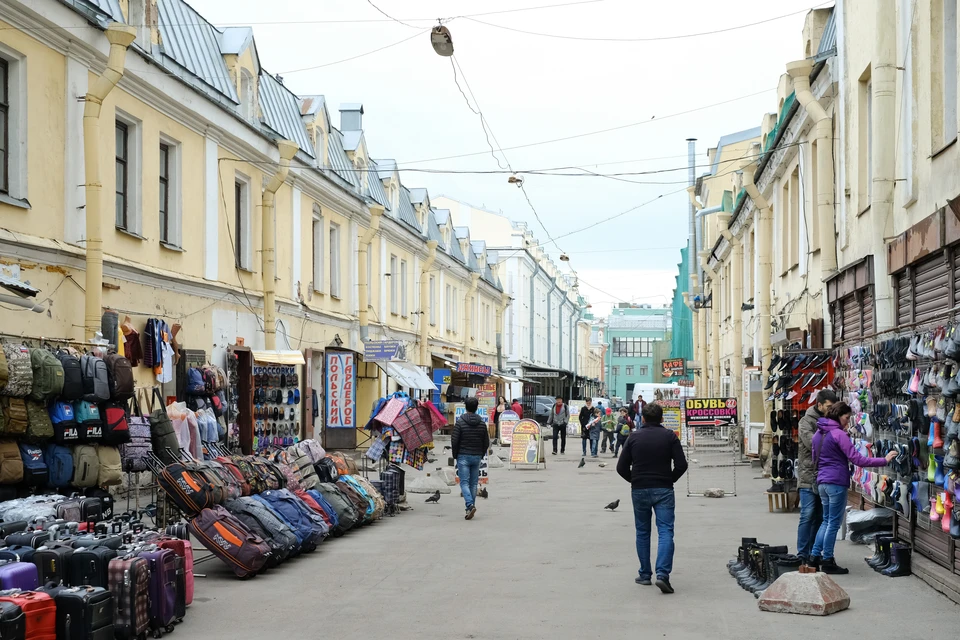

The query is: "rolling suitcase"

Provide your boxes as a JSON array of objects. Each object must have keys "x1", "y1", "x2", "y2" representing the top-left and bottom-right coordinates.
[
  {"x1": 0, "y1": 591, "x2": 55, "y2": 640},
  {"x1": 171, "y1": 555, "x2": 186, "y2": 623},
  {"x1": 157, "y1": 539, "x2": 193, "y2": 606},
  {"x1": 4, "y1": 531, "x2": 51, "y2": 550},
  {"x1": 0, "y1": 560, "x2": 38, "y2": 591},
  {"x1": 138, "y1": 549, "x2": 176, "y2": 635},
  {"x1": 107, "y1": 556, "x2": 148, "y2": 640},
  {"x1": 53, "y1": 586, "x2": 113, "y2": 640},
  {"x1": 0, "y1": 600, "x2": 25, "y2": 640},
  {"x1": 69, "y1": 547, "x2": 117, "y2": 588},
  {"x1": 71, "y1": 534, "x2": 123, "y2": 551},
  {"x1": 186, "y1": 506, "x2": 270, "y2": 578},
  {"x1": 33, "y1": 544, "x2": 74, "y2": 586},
  {"x1": 0, "y1": 521, "x2": 27, "y2": 537},
  {"x1": 0, "y1": 545, "x2": 36, "y2": 563}
]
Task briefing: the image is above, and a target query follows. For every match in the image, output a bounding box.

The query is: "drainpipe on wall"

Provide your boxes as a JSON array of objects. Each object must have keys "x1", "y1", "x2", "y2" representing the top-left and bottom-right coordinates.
[
  {"x1": 82, "y1": 23, "x2": 137, "y2": 340},
  {"x1": 496, "y1": 293, "x2": 509, "y2": 372},
  {"x1": 358, "y1": 204, "x2": 385, "y2": 342},
  {"x1": 418, "y1": 240, "x2": 438, "y2": 366},
  {"x1": 464, "y1": 273, "x2": 480, "y2": 359},
  {"x1": 544, "y1": 276, "x2": 559, "y2": 367},
  {"x1": 699, "y1": 253, "x2": 720, "y2": 396},
  {"x1": 871, "y1": 0, "x2": 897, "y2": 332},
  {"x1": 729, "y1": 234, "x2": 744, "y2": 407},
  {"x1": 261, "y1": 139, "x2": 299, "y2": 350}
]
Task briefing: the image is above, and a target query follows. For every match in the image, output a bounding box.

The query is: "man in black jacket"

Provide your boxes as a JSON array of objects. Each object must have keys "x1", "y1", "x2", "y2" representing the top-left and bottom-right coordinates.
[
  {"x1": 616, "y1": 402, "x2": 688, "y2": 594},
  {"x1": 453, "y1": 397, "x2": 491, "y2": 520}
]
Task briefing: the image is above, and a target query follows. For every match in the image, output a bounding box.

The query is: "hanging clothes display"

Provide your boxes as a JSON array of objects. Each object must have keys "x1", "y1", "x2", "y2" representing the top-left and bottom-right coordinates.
[{"x1": 365, "y1": 392, "x2": 443, "y2": 471}]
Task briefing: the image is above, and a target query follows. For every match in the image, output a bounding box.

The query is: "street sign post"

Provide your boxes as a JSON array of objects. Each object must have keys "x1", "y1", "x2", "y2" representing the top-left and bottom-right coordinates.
[
  {"x1": 499, "y1": 410, "x2": 519, "y2": 445},
  {"x1": 683, "y1": 398, "x2": 739, "y2": 428}
]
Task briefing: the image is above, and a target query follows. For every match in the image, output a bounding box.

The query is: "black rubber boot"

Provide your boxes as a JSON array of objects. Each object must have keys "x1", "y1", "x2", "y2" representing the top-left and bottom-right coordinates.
[
  {"x1": 734, "y1": 544, "x2": 766, "y2": 583},
  {"x1": 742, "y1": 545, "x2": 787, "y2": 591},
  {"x1": 755, "y1": 554, "x2": 801, "y2": 598},
  {"x1": 881, "y1": 544, "x2": 912, "y2": 577},
  {"x1": 736, "y1": 547, "x2": 765, "y2": 589},
  {"x1": 872, "y1": 538, "x2": 895, "y2": 572},
  {"x1": 867, "y1": 536, "x2": 894, "y2": 569},
  {"x1": 728, "y1": 537, "x2": 758, "y2": 573}
]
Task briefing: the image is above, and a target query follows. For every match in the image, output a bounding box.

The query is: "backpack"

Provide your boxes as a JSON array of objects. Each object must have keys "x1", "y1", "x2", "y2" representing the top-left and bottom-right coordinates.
[
  {"x1": 73, "y1": 400, "x2": 103, "y2": 442},
  {"x1": 186, "y1": 368, "x2": 205, "y2": 395},
  {"x1": 297, "y1": 439, "x2": 326, "y2": 464},
  {"x1": 286, "y1": 446, "x2": 319, "y2": 490},
  {"x1": 328, "y1": 452, "x2": 357, "y2": 475},
  {"x1": 303, "y1": 489, "x2": 341, "y2": 533},
  {"x1": 101, "y1": 402, "x2": 131, "y2": 446},
  {"x1": 252, "y1": 491, "x2": 326, "y2": 551},
  {"x1": 24, "y1": 399, "x2": 53, "y2": 441},
  {"x1": 0, "y1": 347, "x2": 7, "y2": 389},
  {"x1": 0, "y1": 344, "x2": 32, "y2": 397},
  {"x1": 314, "y1": 457, "x2": 339, "y2": 483},
  {"x1": 104, "y1": 353, "x2": 134, "y2": 401},
  {"x1": 0, "y1": 397, "x2": 27, "y2": 436},
  {"x1": 43, "y1": 444, "x2": 73, "y2": 488},
  {"x1": 314, "y1": 482, "x2": 360, "y2": 532},
  {"x1": 17, "y1": 443, "x2": 47, "y2": 486},
  {"x1": 120, "y1": 393, "x2": 152, "y2": 473},
  {"x1": 55, "y1": 350, "x2": 83, "y2": 401},
  {"x1": 80, "y1": 355, "x2": 110, "y2": 402},
  {"x1": 224, "y1": 497, "x2": 300, "y2": 563},
  {"x1": 72, "y1": 445, "x2": 100, "y2": 488},
  {"x1": 49, "y1": 401, "x2": 80, "y2": 444},
  {"x1": 0, "y1": 440, "x2": 22, "y2": 485},
  {"x1": 28, "y1": 348, "x2": 63, "y2": 402},
  {"x1": 95, "y1": 445, "x2": 122, "y2": 486},
  {"x1": 201, "y1": 367, "x2": 218, "y2": 394}
]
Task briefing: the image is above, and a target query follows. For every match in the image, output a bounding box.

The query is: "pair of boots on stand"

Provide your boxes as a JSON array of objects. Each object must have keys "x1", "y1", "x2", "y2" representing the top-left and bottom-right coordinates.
[
  {"x1": 727, "y1": 538, "x2": 801, "y2": 597},
  {"x1": 864, "y1": 535, "x2": 912, "y2": 577}
]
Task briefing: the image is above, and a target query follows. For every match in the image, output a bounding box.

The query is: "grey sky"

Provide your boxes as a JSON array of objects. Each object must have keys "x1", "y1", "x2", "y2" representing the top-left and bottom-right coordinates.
[{"x1": 192, "y1": 0, "x2": 817, "y2": 316}]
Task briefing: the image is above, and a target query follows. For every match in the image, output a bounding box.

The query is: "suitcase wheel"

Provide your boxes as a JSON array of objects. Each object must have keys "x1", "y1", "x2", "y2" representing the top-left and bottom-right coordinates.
[{"x1": 166, "y1": 624, "x2": 175, "y2": 633}]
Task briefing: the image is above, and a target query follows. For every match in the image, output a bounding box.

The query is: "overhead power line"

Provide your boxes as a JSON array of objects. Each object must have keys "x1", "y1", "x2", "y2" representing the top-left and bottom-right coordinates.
[{"x1": 364, "y1": 0, "x2": 420, "y2": 29}]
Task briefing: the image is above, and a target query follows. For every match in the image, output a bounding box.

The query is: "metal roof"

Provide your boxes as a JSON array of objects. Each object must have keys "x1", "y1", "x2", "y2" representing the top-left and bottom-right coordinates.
[
  {"x1": 708, "y1": 127, "x2": 762, "y2": 175},
  {"x1": 366, "y1": 159, "x2": 390, "y2": 210},
  {"x1": 327, "y1": 129, "x2": 358, "y2": 187},
  {"x1": 157, "y1": 0, "x2": 239, "y2": 103},
  {"x1": 219, "y1": 26, "x2": 253, "y2": 55},
  {"x1": 299, "y1": 95, "x2": 325, "y2": 117},
  {"x1": 454, "y1": 226, "x2": 469, "y2": 240},
  {"x1": 0, "y1": 273, "x2": 39, "y2": 297},
  {"x1": 426, "y1": 209, "x2": 446, "y2": 247},
  {"x1": 409, "y1": 188, "x2": 428, "y2": 205},
  {"x1": 396, "y1": 187, "x2": 422, "y2": 232},
  {"x1": 447, "y1": 229, "x2": 466, "y2": 263},
  {"x1": 258, "y1": 73, "x2": 315, "y2": 158},
  {"x1": 814, "y1": 7, "x2": 837, "y2": 62},
  {"x1": 471, "y1": 240, "x2": 486, "y2": 256},
  {"x1": 374, "y1": 158, "x2": 397, "y2": 180},
  {"x1": 342, "y1": 130, "x2": 362, "y2": 152},
  {"x1": 86, "y1": 0, "x2": 124, "y2": 21}
]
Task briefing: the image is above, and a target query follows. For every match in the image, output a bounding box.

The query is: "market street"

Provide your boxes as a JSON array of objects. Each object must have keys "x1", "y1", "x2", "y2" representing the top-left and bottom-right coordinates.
[{"x1": 181, "y1": 451, "x2": 959, "y2": 639}]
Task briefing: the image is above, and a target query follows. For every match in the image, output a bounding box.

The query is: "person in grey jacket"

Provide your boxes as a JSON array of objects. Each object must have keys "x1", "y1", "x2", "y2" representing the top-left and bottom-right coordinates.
[
  {"x1": 796, "y1": 389, "x2": 836, "y2": 563},
  {"x1": 546, "y1": 396, "x2": 569, "y2": 455}
]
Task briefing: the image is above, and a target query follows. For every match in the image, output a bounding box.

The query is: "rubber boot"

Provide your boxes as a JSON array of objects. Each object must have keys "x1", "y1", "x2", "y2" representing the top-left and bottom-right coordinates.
[
  {"x1": 929, "y1": 418, "x2": 936, "y2": 447},
  {"x1": 748, "y1": 552, "x2": 781, "y2": 594},
  {"x1": 755, "y1": 554, "x2": 801, "y2": 598},
  {"x1": 868, "y1": 536, "x2": 894, "y2": 570},
  {"x1": 951, "y1": 507, "x2": 960, "y2": 539},
  {"x1": 735, "y1": 545, "x2": 765, "y2": 586},
  {"x1": 934, "y1": 419, "x2": 945, "y2": 449},
  {"x1": 881, "y1": 544, "x2": 912, "y2": 577},
  {"x1": 742, "y1": 545, "x2": 786, "y2": 591},
  {"x1": 936, "y1": 456, "x2": 946, "y2": 487},
  {"x1": 944, "y1": 493, "x2": 954, "y2": 533},
  {"x1": 728, "y1": 537, "x2": 758, "y2": 573},
  {"x1": 865, "y1": 536, "x2": 889, "y2": 567},
  {"x1": 929, "y1": 452, "x2": 937, "y2": 482}
]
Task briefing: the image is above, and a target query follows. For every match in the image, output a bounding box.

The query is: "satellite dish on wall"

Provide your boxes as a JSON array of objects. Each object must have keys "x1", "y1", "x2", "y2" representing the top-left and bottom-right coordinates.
[{"x1": 431, "y1": 25, "x2": 454, "y2": 56}]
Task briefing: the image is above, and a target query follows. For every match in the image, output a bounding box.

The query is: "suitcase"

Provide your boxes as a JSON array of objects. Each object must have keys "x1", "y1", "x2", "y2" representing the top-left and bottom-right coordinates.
[
  {"x1": 53, "y1": 586, "x2": 114, "y2": 640},
  {"x1": 0, "y1": 560, "x2": 38, "y2": 591},
  {"x1": 156, "y1": 539, "x2": 193, "y2": 606},
  {"x1": 79, "y1": 499, "x2": 102, "y2": 524},
  {"x1": 0, "y1": 521, "x2": 27, "y2": 537},
  {"x1": 83, "y1": 489, "x2": 114, "y2": 521},
  {"x1": 69, "y1": 547, "x2": 117, "y2": 588},
  {"x1": 33, "y1": 544, "x2": 74, "y2": 586},
  {"x1": 0, "y1": 600, "x2": 25, "y2": 640},
  {"x1": 171, "y1": 555, "x2": 186, "y2": 622},
  {"x1": 4, "y1": 531, "x2": 51, "y2": 549},
  {"x1": 0, "y1": 591, "x2": 55, "y2": 640},
  {"x1": 163, "y1": 523, "x2": 188, "y2": 542},
  {"x1": 0, "y1": 545, "x2": 35, "y2": 563},
  {"x1": 187, "y1": 506, "x2": 270, "y2": 578},
  {"x1": 107, "y1": 556, "x2": 148, "y2": 640},
  {"x1": 138, "y1": 549, "x2": 176, "y2": 634},
  {"x1": 71, "y1": 534, "x2": 123, "y2": 551}
]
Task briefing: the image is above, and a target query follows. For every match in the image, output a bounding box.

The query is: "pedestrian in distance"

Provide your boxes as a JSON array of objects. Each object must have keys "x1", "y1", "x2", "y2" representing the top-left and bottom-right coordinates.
[
  {"x1": 493, "y1": 396, "x2": 508, "y2": 428},
  {"x1": 452, "y1": 397, "x2": 491, "y2": 521},
  {"x1": 600, "y1": 407, "x2": 617, "y2": 455},
  {"x1": 587, "y1": 407, "x2": 603, "y2": 458},
  {"x1": 796, "y1": 389, "x2": 836, "y2": 565},
  {"x1": 511, "y1": 398, "x2": 523, "y2": 418},
  {"x1": 614, "y1": 408, "x2": 635, "y2": 457},
  {"x1": 547, "y1": 395, "x2": 569, "y2": 455},
  {"x1": 808, "y1": 401, "x2": 896, "y2": 573},
  {"x1": 579, "y1": 398, "x2": 594, "y2": 456},
  {"x1": 616, "y1": 402, "x2": 688, "y2": 594}
]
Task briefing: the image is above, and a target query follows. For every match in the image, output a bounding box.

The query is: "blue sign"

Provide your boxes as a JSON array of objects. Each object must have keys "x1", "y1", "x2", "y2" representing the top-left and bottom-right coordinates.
[
  {"x1": 432, "y1": 368, "x2": 451, "y2": 405},
  {"x1": 363, "y1": 340, "x2": 401, "y2": 361}
]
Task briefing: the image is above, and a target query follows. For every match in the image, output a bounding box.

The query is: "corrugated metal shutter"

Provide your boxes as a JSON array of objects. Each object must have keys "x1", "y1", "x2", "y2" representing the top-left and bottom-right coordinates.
[
  {"x1": 843, "y1": 295, "x2": 861, "y2": 340},
  {"x1": 861, "y1": 287, "x2": 875, "y2": 336},
  {"x1": 914, "y1": 252, "x2": 949, "y2": 323},
  {"x1": 896, "y1": 271, "x2": 912, "y2": 326}
]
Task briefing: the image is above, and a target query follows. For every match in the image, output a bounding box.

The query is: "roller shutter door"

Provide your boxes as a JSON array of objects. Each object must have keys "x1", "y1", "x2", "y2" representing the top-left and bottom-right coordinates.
[{"x1": 914, "y1": 253, "x2": 950, "y2": 323}]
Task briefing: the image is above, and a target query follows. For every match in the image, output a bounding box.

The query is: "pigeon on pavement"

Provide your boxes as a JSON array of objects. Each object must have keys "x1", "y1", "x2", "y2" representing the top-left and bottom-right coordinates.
[
  {"x1": 578, "y1": 458, "x2": 586, "y2": 469},
  {"x1": 604, "y1": 499, "x2": 620, "y2": 511},
  {"x1": 598, "y1": 462, "x2": 607, "y2": 468},
  {"x1": 424, "y1": 491, "x2": 441, "y2": 503}
]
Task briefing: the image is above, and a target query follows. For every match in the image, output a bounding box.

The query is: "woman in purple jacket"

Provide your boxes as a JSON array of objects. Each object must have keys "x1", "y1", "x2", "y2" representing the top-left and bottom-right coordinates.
[{"x1": 809, "y1": 401, "x2": 896, "y2": 574}]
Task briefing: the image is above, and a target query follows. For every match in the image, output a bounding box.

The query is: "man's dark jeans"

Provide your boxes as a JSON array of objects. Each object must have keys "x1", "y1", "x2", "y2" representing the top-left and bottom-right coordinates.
[
  {"x1": 797, "y1": 487, "x2": 823, "y2": 558},
  {"x1": 631, "y1": 487, "x2": 676, "y2": 581},
  {"x1": 552, "y1": 424, "x2": 566, "y2": 453}
]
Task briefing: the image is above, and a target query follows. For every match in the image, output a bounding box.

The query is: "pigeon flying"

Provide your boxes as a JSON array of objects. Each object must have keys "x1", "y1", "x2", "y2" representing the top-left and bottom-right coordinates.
[
  {"x1": 578, "y1": 458, "x2": 586, "y2": 469},
  {"x1": 424, "y1": 491, "x2": 441, "y2": 503},
  {"x1": 604, "y1": 499, "x2": 620, "y2": 511}
]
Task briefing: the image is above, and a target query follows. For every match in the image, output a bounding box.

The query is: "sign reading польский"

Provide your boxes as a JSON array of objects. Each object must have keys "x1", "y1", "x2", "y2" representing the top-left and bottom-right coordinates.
[{"x1": 683, "y1": 398, "x2": 738, "y2": 428}]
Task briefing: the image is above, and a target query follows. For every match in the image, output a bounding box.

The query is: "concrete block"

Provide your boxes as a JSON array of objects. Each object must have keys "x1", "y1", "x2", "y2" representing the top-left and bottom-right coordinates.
[
  {"x1": 437, "y1": 467, "x2": 458, "y2": 486},
  {"x1": 758, "y1": 571, "x2": 850, "y2": 616},
  {"x1": 487, "y1": 454, "x2": 504, "y2": 468},
  {"x1": 407, "y1": 473, "x2": 452, "y2": 494},
  {"x1": 703, "y1": 488, "x2": 725, "y2": 498}
]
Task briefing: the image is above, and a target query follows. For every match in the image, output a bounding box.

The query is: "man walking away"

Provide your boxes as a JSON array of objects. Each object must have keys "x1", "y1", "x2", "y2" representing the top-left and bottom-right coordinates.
[
  {"x1": 579, "y1": 398, "x2": 594, "y2": 456},
  {"x1": 796, "y1": 389, "x2": 836, "y2": 564},
  {"x1": 546, "y1": 396, "x2": 569, "y2": 455},
  {"x1": 453, "y1": 397, "x2": 490, "y2": 521},
  {"x1": 617, "y1": 403, "x2": 688, "y2": 594},
  {"x1": 511, "y1": 398, "x2": 523, "y2": 418}
]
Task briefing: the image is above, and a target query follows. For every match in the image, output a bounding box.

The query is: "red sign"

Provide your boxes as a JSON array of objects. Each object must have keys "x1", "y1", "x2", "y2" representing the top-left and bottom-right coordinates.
[
  {"x1": 454, "y1": 362, "x2": 492, "y2": 376},
  {"x1": 325, "y1": 351, "x2": 356, "y2": 429},
  {"x1": 677, "y1": 379, "x2": 695, "y2": 387}
]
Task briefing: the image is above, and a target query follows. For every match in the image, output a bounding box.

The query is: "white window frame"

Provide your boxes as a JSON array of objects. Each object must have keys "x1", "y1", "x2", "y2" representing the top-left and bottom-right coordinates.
[
  {"x1": 639, "y1": 366, "x2": 649, "y2": 377},
  {"x1": 0, "y1": 44, "x2": 26, "y2": 204},
  {"x1": 115, "y1": 110, "x2": 143, "y2": 236},
  {"x1": 239, "y1": 69, "x2": 257, "y2": 122},
  {"x1": 329, "y1": 222, "x2": 341, "y2": 298},
  {"x1": 625, "y1": 366, "x2": 634, "y2": 376},
  {"x1": 158, "y1": 134, "x2": 182, "y2": 248},
  {"x1": 429, "y1": 276, "x2": 437, "y2": 326},
  {"x1": 312, "y1": 206, "x2": 324, "y2": 293},
  {"x1": 233, "y1": 173, "x2": 252, "y2": 270},
  {"x1": 445, "y1": 283, "x2": 452, "y2": 330},
  {"x1": 390, "y1": 254, "x2": 398, "y2": 314},
  {"x1": 400, "y1": 259, "x2": 408, "y2": 317}
]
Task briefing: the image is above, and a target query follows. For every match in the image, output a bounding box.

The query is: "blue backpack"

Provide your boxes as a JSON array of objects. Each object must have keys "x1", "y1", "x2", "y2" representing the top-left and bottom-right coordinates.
[
  {"x1": 253, "y1": 491, "x2": 326, "y2": 551},
  {"x1": 339, "y1": 475, "x2": 375, "y2": 519},
  {"x1": 18, "y1": 444, "x2": 47, "y2": 487},
  {"x1": 305, "y1": 489, "x2": 340, "y2": 531},
  {"x1": 186, "y1": 368, "x2": 205, "y2": 395},
  {"x1": 43, "y1": 444, "x2": 73, "y2": 488}
]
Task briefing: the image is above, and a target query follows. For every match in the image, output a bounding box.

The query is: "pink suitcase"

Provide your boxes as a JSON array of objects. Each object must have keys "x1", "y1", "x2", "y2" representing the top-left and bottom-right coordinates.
[{"x1": 157, "y1": 538, "x2": 194, "y2": 605}]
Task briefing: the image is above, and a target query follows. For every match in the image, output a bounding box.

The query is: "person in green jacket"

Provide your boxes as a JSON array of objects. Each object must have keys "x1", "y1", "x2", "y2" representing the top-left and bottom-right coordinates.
[{"x1": 600, "y1": 408, "x2": 617, "y2": 455}]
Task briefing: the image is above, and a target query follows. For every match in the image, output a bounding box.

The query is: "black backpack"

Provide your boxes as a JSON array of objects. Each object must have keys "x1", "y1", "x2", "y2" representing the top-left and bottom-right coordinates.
[{"x1": 56, "y1": 349, "x2": 83, "y2": 401}]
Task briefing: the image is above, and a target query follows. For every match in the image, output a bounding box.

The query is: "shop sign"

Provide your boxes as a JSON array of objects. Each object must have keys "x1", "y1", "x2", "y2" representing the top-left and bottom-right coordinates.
[
  {"x1": 325, "y1": 351, "x2": 356, "y2": 429},
  {"x1": 655, "y1": 399, "x2": 684, "y2": 439},
  {"x1": 454, "y1": 362, "x2": 493, "y2": 376},
  {"x1": 431, "y1": 368, "x2": 450, "y2": 405},
  {"x1": 363, "y1": 340, "x2": 402, "y2": 361},
  {"x1": 509, "y1": 419, "x2": 544, "y2": 466},
  {"x1": 683, "y1": 397, "x2": 738, "y2": 428},
  {"x1": 454, "y1": 404, "x2": 487, "y2": 423},
  {"x1": 662, "y1": 358, "x2": 685, "y2": 378},
  {"x1": 677, "y1": 379, "x2": 695, "y2": 387},
  {"x1": 499, "y1": 410, "x2": 519, "y2": 445},
  {"x1": 524, "y1": 371, "x2": 560, "y2": 378}
]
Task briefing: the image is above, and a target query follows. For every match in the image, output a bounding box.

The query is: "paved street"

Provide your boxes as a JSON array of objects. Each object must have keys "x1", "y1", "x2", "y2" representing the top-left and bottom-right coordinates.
[{"x1": 184, "y1": 450, "x2": 958, "y2": 639}]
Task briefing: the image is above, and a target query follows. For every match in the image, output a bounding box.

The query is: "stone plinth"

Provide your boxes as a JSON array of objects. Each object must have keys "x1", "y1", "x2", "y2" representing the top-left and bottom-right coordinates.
[{"x1": 757, "y1": 571, "x2": 850, "y2": 616}]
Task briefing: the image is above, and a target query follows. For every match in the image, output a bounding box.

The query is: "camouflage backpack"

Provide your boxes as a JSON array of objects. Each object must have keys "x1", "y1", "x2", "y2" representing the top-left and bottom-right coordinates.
[{"x1": 0, "y1": 344, "x2": 32, "y2": 397}]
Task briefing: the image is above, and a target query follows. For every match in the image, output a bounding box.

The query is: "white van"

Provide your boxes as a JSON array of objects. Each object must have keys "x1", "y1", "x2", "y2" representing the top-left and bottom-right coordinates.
[{"x1": 631, "y1": 383, "x2": 694, "y2": 404}]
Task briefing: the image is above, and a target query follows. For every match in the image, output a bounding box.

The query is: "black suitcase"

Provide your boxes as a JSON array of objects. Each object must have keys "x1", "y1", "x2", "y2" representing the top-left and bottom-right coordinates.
[
  {"x1": 164, "y1": 522, "x2": 189, "y2": 541},
  {"x1": 0, "y1": 545, "x2": 35, "y2": 563},
  {"x1": 33, "y1": 544, "x2": 74, "y2": 585},
  {"x1": 79, "y1": 498, "x2": 102, "y2": 524},
  {"x1": 68, "y1": 547, "x2": 117, "y2": 588},
  {"x1": 172, "y1": 554, "x2": 186, "y2": 622},
  {"x1": 83, "y1": 489, "x2": 114, "y2": 521},
  {"x1": 4, "y1": 530, "x2": 52, "y2": 549},
  {"x1": 53, "y1": 586, "x2": 114, "y2": 640},
  {"x1": 0, "y1": 600, "x2": 25, "y2": 640},
  {"x1": 0, "y1": 522, "x2": 26, "y2": 538},
  {"x1": 71, "y1": 535, "x2": 123, "y2": 551}
]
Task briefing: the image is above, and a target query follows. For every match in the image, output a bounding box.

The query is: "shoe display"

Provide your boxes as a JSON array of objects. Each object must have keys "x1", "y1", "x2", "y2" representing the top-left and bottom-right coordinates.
[
  {"x1": 880, "y1": 544, "x2": 912, "y2": 577},
  {"x1": 867, "y1": 536, "x2": 894, "y2": 570}
]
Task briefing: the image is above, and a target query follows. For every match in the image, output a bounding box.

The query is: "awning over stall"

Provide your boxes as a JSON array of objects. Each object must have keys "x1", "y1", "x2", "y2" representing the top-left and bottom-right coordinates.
[
  {"x1": 251, "y1": 350, "x2": 306, "y2": 365},
  {"x1": 379, "y1": 361, "x2": 438, "y2": 391}
]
